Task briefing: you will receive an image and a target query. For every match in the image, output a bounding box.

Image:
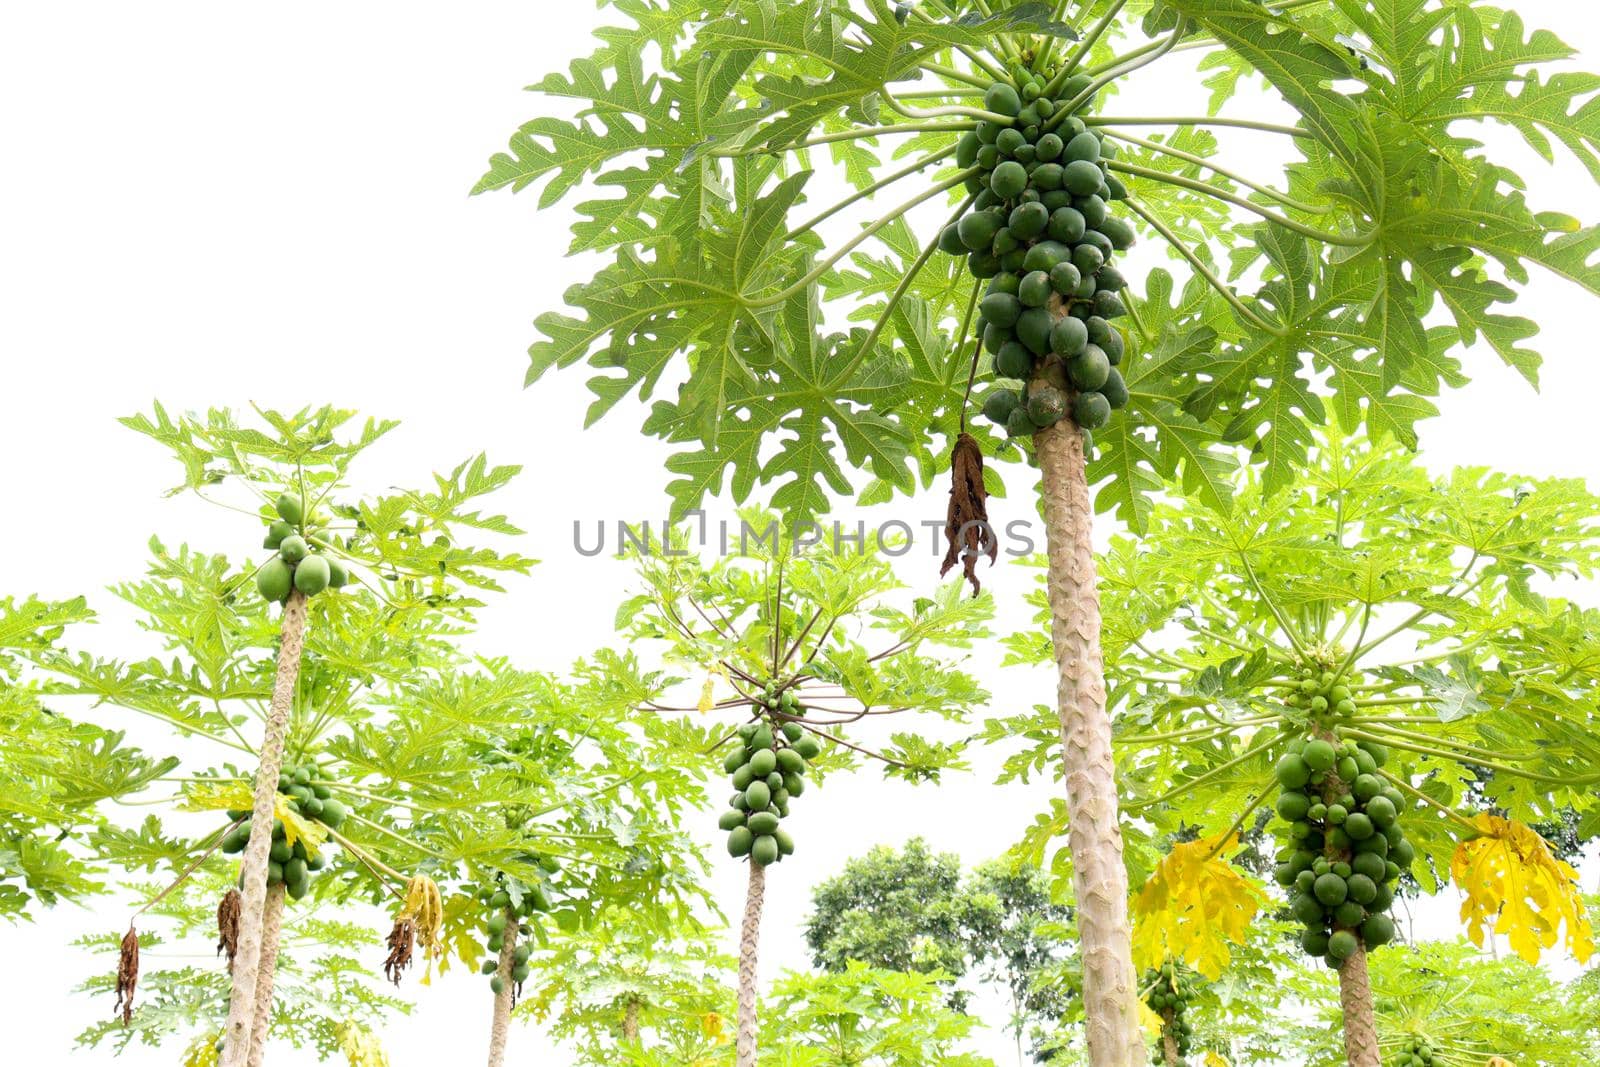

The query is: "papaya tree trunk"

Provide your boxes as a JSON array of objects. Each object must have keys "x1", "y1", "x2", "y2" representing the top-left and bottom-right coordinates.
[
  {"x1": 1311, "y1": 727, "x2": 1380, "y2": 1067},
  {"x1": 622, "y1": 999, "x2": 641, "y2": 1042},
  {"x1": 486, "y1": 907, "x2": 519, "y2": 1067},
  {"x1": 221, "y1": 590, "x2": 309, "y2": 1067},
  {"x1": 1034, "y1": 421, "x2": 1145, "y2": 1067},
  {"x1": 1162, "y1": 1019, "x2": 1181, "y2": 1067},
  {"x1": 1336, "y1": 944, "x2": 1380, "y2": 1067},
  {"x1": 735, "y1": 860, "x2": 765, "y2": 1067},
  {"x1": 246, "y1": 885, "x2": 287, "y2": 1067}
]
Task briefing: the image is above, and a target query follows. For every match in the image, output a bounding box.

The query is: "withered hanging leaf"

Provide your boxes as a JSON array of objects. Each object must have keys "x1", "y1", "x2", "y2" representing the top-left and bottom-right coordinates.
[
  {"x1": 383, "y1": 916, "x2": 416, "y2": 986},
  {"x1": 216, "y1": 888, "x2": 241, "y2": 971},
  {"x1": 940, "y1": 433, "x2": 996, "y2": 595},
  {"x1": 114, "y1": 926, "x2": 140, "y2": 1025}
]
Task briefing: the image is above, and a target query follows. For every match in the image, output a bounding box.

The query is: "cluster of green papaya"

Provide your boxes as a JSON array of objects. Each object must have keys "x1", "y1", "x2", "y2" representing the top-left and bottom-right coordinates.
[
  {"x1": 1389, "y1": 1037, "x2": 1437, "y2": 1067},
  {"x1": 936, "y1": 64, "x2": 1132, "y2": 436},
  {"x1": 1282, "y1": 664, "x2": 1363, "y2": 724},
  {"x1": 256, "y1": 490, "x2": 349, "y2": 601},
  {"x1": 719, "y1": 687, "x2": 821, "y2": 867},
  {"x1": 220, "y1": 763, "x2": 344, "y2": 900},
  {"x1": 1142, "y1": 962, "x2": 1196, "y2": 1062},
  {"x1": 473, "y1": 868, "x2": 557, "y2": 996},
  {"x1": 1273, "y1": 733, "x2": 1411, "y2": 969}
]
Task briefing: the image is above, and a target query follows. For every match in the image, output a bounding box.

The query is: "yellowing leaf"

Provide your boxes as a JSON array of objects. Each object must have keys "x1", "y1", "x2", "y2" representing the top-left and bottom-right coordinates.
[
  {"x1": 1132, "y1": 832, "x2": 1267, "y2": 980},
  {"x1": 439, "y1": 892, "x2": 487, "y2": 974},
  {"x1": 273, "y1": 795, "x2": 327, "y2": 859},
  {"x1": 701, "y1": 1011, "x2": 726, "y2": 1042},
  {"x1": 1451, "y1": 814, "x2": 1595, "y2": 965},
  {"x1": 179, "y1": 780, "x2": 254, "y2": 812},
  {"x1": 1204, "y1": 1053, "x2": 1231, "y2": 1067},
  {"x1": 336, "y1": 1023, "x2": 390, "y2": 1067},
  {"x1": 698, "y1": 664, "x2": 727, "y2": 713},
  {"x1": 1138, "y1": 1001, "x2": 1165, "y2": 1040},
  {"x1": 396, "y1": 875, "x2": 446, "y2": 983},
  {"x1": 181, "y1": 1031, "x2": 222, "y2": 1067}
]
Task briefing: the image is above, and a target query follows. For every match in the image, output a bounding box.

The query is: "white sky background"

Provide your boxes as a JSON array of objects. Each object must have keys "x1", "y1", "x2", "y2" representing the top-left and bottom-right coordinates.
[{"x1": 2, "y1": 3, "x2": 1599, "y2": 1064}]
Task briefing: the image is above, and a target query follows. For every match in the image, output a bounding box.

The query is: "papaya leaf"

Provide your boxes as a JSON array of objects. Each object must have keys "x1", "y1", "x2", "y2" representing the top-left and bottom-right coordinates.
[{"x1": 1451, "y1": 814, "x2": 1595, "y2": 965}]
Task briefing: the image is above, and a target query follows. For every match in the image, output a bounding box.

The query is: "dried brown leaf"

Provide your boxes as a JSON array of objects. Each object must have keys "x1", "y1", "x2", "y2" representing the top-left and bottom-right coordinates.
[{"x1": 940, "y1": 433, "x2": 996, "y2": 595}]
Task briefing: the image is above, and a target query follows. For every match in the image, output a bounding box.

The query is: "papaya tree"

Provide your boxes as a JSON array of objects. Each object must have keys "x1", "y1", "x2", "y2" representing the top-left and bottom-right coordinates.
[
  {"x1": 616, "y1": 521, "x2": 990, "y2": 1064},
  {"x1": 37, "y1": 405, "x2": 542, "y2": 1064},
  {"x1": 762, "y1": 963, "x2": 997, "y2": 1066},
  {"x1": 523, "y1": 907, "x2": 735, "y2": 1064},
  {"x1": 477, "y1": 4, "x2": 1600, "y2": 1058},
  {"x1": 995, "y1": 424, "x2": 1598, "y2": 1064},
  {"x1": 1289, "y1": 938, "x2": 1600, "y2": 1066},
  {"x1": 0, "y1": 595, "x2": 172, "y2": 919},
  {"x1": 76, "y1": 869, "x2": 408, "y2": 1063}
]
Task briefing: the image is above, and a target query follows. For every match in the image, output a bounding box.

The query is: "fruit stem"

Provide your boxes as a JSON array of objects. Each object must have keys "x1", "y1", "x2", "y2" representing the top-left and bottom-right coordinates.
[
  {"x1": 912, "y1": 2, "x2": 1017, "y2": 84},
  {"x1": 1119, "y1": 286, "x2": 1152, "y2": 345},
  {"x1": 1346, "y1": 722, "x2": 1540, "y2": 767},
  {"x1": 1121, "y1": 197, "x2": 1286, "y2": 336},
  {"x1": 1113, "y1": 160, "x2": 1374, "y2": 247},
  {"x1": 1239, "y1": 555, "x2": 1310, "y2": 658},
  {"x1": 322, "y1": 826, "x2": 411, "y2": 897},
  {"x1": 710, "y1": 121, "x2": 973, "y2": 159},
  {"x1": 881, "y1": 90, "x2": 1016, "y2": 125},
  {"x1": 1117, "y1": 716, "x2": 1280, "y2": 746},
  {"x1": 1083, "y1": 34, "x2": 1178, "y2": 79},
  {"x1": 1046, "y1": 0, "x2": 1130, "y2": 95},
  {"x1": 1123, "y1": 735, "x2": 1284, "y2": 810},
  {"x1": 745, "y1": 169, "x2": 980, "y2": 309},
  {"x1": 1052, "y1": 23, "x2": 1185, "y2": 127},
  {"x1": 846, "y1": 191, "x2": 978, "y2": 372},
  {"x1": 1372, "y1": 769, "x2": 1483, "y2": 834},
  {"x1": 1098, "y1": 128, "x2": 1334, "y2": 216},
  {"x1": 919, "y1": 61, "x2": 1002, "y2": 91},
  {"x1": 1085, "y1": 115, "x2": 1311, "y2": 139},
  {"x1": 1343, "y1": 729, "x2": 1586, "y2": 785}
]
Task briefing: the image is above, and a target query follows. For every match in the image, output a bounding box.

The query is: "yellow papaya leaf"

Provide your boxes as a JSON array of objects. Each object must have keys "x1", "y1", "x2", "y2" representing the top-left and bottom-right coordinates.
[
  {"x1": 439, "y1": 892, "x2": 487, "y2": 975},
  {"x1": 698, "y1": 664, "x2": 727, "y2": 713},
  {"x1": 1132, "y1": 832, "x2": 1267, "y2": 980},
  {"x1": 1451, "y1": 814, "x2": 1594, "y2": 965},
  {"x1": 1139, "y1": 1001, "x2": 1165, "y2": 1039},
  {"x1": 1204, "y1": 1053, "x2": 1231, "y2": 1067},
  {"x1": 181, "y1": 1031, "x2": 222, "y2": 1067},
  {"x1": 395, "y1": 875, "x2": 445, "y2": 983},
  {"x1": 179, "y1": 780, "x2": 254, "y2": 812},
  {"x1": 273, "y1": 795, "x2": 328, "y2": 860},
  {"x1": 701, "y1": 1011, "x2": 726, "y2": 1042},
  {"x1": 336, "y1": 1023, "x2": 390, "y2": 1067}
]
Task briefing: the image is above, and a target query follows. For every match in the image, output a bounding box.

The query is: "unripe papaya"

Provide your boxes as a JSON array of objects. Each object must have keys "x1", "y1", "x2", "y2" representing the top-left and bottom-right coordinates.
[
  {"x1": 275, "y1": 492, "x2": 304, "y2": 525},
  {"x1": 278, "y1": 535, "x2": 309, "y2": 564},
  {"x1": 751, "y1": 835, "x2": 780, "y2": 866},
  {"x1": 294, "y1": 554, "x2": 331, "y2": 595},
  {"x1": 257, "y1": 558, "x2": 293, "y2": 602}
]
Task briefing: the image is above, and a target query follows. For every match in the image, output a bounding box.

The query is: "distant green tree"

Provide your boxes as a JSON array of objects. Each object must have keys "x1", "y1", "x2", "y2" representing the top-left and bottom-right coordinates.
[{"x1": 804, "y1": 839, "x2": 1074, "y2": 1061}]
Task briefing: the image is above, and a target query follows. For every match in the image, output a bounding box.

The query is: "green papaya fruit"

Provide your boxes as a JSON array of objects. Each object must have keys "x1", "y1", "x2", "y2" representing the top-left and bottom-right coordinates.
[
  {"x1": 275, "y1": 492, "x2": 303, "y2": 525},
  {"x1": 258, "y1": 558, "x2": 293, "y2": 602},
  {"x1": 1071, "y1": 390, "x2": 1110, "y2": 429},
  {"x1": 294, "y1": 554, "x2": 330, "y2": 595},
  {"x1": 751, "y1": 835, "x2": 781, "y2": 866},
  {"x1": 1016, "y1": 307, "x2": 1055, "y2": 355},
  {"x1": 989, "y1": 161, "x2": 1028, "y2": 199}
]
